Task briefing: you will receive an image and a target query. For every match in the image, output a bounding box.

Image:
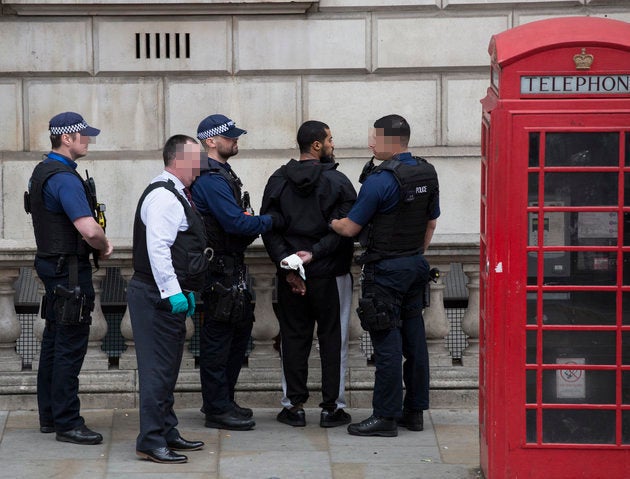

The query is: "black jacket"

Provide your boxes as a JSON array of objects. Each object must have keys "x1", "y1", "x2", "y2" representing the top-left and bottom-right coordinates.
[{"x1": 261, "y1": 159, "x2": 356, "y2": 279}]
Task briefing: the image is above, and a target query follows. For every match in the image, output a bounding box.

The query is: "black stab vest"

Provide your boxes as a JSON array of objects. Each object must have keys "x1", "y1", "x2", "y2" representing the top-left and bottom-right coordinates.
[
  {"x1": 362, "y1": 158, "x2": 439, "y2": 258},
  {"x1": 198, "y1": 167, "x2": 257, "y2": 255},
  {"x1": 132, "y1": 180, "x2": 208, "y2": 292},
  {"x1": 28, "y1": 160, "x2": 94, "y2": 257}
]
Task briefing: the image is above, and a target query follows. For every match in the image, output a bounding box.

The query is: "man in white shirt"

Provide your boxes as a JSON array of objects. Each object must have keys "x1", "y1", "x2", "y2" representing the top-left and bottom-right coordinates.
[{"x1": 127, "y1": 135, "x2": 208, "y2": 464}]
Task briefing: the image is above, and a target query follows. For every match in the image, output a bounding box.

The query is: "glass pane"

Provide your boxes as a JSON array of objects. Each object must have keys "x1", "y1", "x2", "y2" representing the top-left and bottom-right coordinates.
[
  {"x1": 526, "y1": 370, "x2": 536, "y2": 403},
  {"x1": 543, "y1": 409, "x2": 615, "y2": 444},
  {"x1": 623, "y1": 371, "x2": 630, "y2": 403},
  {"x1": 529, "y1": 132, "x2": 540, "y2": 167},
  {"x1": 542, "y1": 370, "x2": 615, "y2": 404},
  {"x1": 544, "y1": 172, "x2": 618, "y2": 206},
  {"x1": 541, "y1": 291, "x2": 616, "y2": 326},
  {"x1": 572, "y1": 212, "x2": 617, "y2": 246},
  {"x1": 526, "y1": 330, "x2": 537, "y2": 364},
  {"x1": 543, "y1": 331, "x2": 616, "y2": 365},
  {"x1": 528, "y1": 172, "x2": 538, "y2": 200},
  {"x1": 526, "y1": 293, "x2": 536, "y2": 325},
  {"x1": 624, "y1": 332, "x2": 630, "y2": 365},
  {"x1": 623, "y1": 411, "x2": 630, "y2": 444},
  {"x1": 625, "y1": 174, "x2": 630, "y2": 206},
  {"x1": 526, "y1": 409, "x2": 537, "y2": 443},
  {"x1": 624, "y1": 294, "x2": 630, "y2": 325},
  {"x1": 626, "y1": 132, "x2": 630, "y2": 167},
  {"x1": 570, "y1": 251, "x2": 617, "y2": 285},
  {"x1": 545, "y1": 132, "x2": 619, "y2": 167}
]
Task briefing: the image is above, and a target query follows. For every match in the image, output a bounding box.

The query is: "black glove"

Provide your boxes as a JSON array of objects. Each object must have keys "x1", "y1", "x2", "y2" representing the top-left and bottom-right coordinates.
[{"x1": 268, "y1": 211, "x2": 286, "y2": 230}]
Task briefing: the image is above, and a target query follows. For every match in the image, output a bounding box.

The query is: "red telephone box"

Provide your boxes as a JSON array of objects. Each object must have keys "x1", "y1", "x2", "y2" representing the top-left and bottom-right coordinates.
[{"x1": 480, "y1": 17, "x2": 630, "y2": 478}]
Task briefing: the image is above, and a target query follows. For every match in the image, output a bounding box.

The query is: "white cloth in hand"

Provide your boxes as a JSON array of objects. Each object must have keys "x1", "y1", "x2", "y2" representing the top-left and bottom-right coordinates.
[{"x1": 280, "y1": 254, "x2": 306, "y2": 280}]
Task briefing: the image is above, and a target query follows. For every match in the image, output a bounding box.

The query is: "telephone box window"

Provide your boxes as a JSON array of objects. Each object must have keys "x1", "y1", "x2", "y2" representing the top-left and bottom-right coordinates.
[
  {"x1": 546, "y1": 132, "x2": 619, "y2": 167},
  {"x1": 542, "y1": 409, "x2": 615, "y2": 444},
  {"x1": 544, "y1": 172, "x2": 618, "y2": 206},
  {"x1": 529, "y1": 132, "x2": 540, "y2": 167},
  {"x1": 543, "y1": 331, "x2": 616, "y2": 365}
]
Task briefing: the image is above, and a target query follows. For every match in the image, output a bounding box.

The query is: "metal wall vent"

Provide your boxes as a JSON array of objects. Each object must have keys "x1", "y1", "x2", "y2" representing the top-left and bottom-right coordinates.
[{"x1": 135, "y1": 33, "x2": 191, "y2": 59}]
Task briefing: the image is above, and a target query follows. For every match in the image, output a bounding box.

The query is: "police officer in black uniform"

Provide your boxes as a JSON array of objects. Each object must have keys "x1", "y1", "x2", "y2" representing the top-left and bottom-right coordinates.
[
  {"x1": 331, "y1": 114, "x2": 440, "y2": 437},
  {"x1": 25, "y1": 112, "x2": 113, "y2": 444},
  {"x1": 128, "y1": 135, "x2": 207, "y2": 464},
  {"x1": 191, "y1": 114, "x2": 283, "y2": 431}
]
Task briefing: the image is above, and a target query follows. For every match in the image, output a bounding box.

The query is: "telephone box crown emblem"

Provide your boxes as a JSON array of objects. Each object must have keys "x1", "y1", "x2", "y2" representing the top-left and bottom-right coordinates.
[{"x1": 573, "y1": 48, "x2": 594, "y2": 70}]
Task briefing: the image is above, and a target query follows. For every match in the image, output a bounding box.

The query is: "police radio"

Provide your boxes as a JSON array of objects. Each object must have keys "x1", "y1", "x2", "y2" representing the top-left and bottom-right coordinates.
[{"x1": 85, "y1": 170, "x2": 106, "y2": 230}]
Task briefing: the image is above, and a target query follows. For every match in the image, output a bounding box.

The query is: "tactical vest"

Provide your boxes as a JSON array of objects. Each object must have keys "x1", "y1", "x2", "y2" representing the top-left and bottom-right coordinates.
[
  {"x1": 198, "y1": 166, "x2": 257, "y2": 255},
  {"x1": 28, "y1": 159, "x2": 95, "y2": 257},
  {"x1": 362, "y1": 157, "x2": 438, "y2": 259},
  {"x1": 132, "y1": 180, "x2": 208, "y2": 292}
]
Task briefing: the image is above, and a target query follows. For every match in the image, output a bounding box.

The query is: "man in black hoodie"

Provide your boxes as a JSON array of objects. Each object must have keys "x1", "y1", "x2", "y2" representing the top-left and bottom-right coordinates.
[{"x1": 261, "y1": 120, "x2": 357, "y2": 428}]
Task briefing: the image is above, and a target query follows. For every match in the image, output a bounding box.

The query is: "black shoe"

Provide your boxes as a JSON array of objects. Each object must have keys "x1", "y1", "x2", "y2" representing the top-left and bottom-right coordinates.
[
  {"x1": 398, "y1": 409, "x2": 424, "y2": 431},
  {"x1": 347, "y1": 415, "x2": 398, "y2": 437},
  {"x1": 40, "y1": 425, "x2": 55, "y2": 434},
  {"x1": 277, "y1": 407, "x2": 306, "y2": 427},
  {"x1": 56, "y1": 424, "x2": 103, "y2": 445},
  {"x1": 320, "y1": 408, "x2": 352, "y2": 428},
  {"x1": 167, "y1": 435, "x2": 205, "y2": 451},
  {"x1": 233, "y1": 402, "x2": 253, "y2": 419},
  {"x1": 205, "y1": 410, "x2": 255, "y2": 431},
  {"x1": 136, "y1": 447, "x2": 187, "y2": 464}
]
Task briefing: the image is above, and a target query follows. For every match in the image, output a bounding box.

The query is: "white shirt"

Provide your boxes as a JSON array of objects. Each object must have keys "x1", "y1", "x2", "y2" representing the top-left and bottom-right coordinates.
[{"x1": 140, "y1": 171, "x2": 193, "y2": 298}]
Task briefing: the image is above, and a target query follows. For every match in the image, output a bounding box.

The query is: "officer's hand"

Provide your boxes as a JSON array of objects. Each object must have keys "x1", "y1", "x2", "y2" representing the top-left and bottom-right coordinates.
[
  {"x1": 185, "y1": 291, "x2": 196, "y2": 317},
  {"x1": 268, "y1": 211, "x2": 285, "y2": 230},
  {"x1": 102, "y1": 238, "x2": 114, "y2": 260},
  {"x1": 168, "y1": 292, "x2": 189, "y2": 314}
]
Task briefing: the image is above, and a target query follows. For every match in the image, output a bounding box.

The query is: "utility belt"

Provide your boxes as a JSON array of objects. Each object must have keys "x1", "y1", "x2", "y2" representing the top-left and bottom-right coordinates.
[
  {"x1": 356, "y1": 262, "x2": 402, "y2": 332},
  {"x1": 41, "y1": 255, "x2": 94, "y2": 326},
  {"x1": 204, "y1": 253, "x2": 252, "y2": 325}
]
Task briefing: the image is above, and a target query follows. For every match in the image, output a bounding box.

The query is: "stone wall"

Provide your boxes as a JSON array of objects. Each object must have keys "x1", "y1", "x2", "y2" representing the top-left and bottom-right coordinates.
[{"x1": 1, "y1": 0, "x2": 628, "y2": 246}]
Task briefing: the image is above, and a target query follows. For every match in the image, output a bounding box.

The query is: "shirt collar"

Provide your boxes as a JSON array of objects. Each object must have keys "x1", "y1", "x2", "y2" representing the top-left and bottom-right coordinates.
[
  {"x1": 207, "y1": 156, "x2": 231, "y2": 172},
  {"x1": 46, "y1": 151, "x2": 77, "y2": 169},
  {"x1": 158, "y1": 170, "x2": 186, "y2": 191}
]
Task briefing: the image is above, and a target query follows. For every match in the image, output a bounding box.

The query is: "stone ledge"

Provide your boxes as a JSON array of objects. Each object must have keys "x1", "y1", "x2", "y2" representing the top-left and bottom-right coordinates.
[{"x1": 1, "y1": 0, "x2": 316, "y2": 16}]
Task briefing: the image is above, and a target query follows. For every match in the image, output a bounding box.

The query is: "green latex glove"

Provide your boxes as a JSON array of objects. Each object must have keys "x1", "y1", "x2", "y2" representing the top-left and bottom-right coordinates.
[
  {"x1": 186, "y1": 291, "x2": 196, "y2": 317},
  {"x1": 168, "y1": 292, "x2": 188, "y2": 314}
]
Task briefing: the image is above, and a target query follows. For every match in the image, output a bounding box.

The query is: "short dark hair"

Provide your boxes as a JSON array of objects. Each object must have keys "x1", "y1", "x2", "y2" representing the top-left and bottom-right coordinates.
[
  {"x1": 297, "y1": 120, "x2": 329, "y2": 154},
  {"x1": 163, "y1": 134, "x2": 198, "y2": 166},
  {"x1": 374, "y1": 114, "x2": 410, "y2": 146},
  {"x1": 50, "y1": 132, "x2": 78, "y2": 149}
]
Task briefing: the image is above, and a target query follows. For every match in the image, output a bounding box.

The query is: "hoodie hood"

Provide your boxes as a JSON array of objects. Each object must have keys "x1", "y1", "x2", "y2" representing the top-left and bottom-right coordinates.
[{"x1": 281, "y1": 159, "x2": 338, "y2": 197}]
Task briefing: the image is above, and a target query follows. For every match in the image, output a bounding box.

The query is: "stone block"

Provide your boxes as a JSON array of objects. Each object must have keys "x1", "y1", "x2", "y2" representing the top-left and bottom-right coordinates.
[
  {"x1": 0, "y1": 81, "x2": 22, "y2": 151},
  {"x1": 95, "y1": 17, "x2": 230, "y2": 73},
  {"x1": 374, "y1": 14, "x2": 509, "y2": 69},
  {"x1": 0, "y1": 19, "x2": 91, "y2": 73},
  {"x1": 167, "y1": 78, "x2": 300, "y2": 150},
  {"x1": 235, "y1": 16, "x2": 368, "y2": 72},
  {"x1": 3, "y1": 159, "x2": 40, "y2": 242},
  {"x1": 445, "y1": 76, "x2": 487, "y2": 146},
  {"x1": 26, "y1": 79, "x2": 162, "y2": 151},
  {"x1": 319, "y1": 0, "x2": 439, "y2": 9},
  {"x1": 307, "y1": 78, "x2": 438, "y2": 148}
]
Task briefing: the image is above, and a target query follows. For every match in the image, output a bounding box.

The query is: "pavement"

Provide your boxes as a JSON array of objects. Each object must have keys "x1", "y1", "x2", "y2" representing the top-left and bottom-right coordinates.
[{"x1": 0, "y1": 407, "x2": 481, "y2": 479}]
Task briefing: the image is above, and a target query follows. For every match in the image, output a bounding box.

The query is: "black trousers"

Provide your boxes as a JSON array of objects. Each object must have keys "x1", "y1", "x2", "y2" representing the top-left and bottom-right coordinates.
[
  {"x1": 127, "y1": 278, "x2": 186, "y2": 451},
  {"x1": 199, "y1": 269, "x2": 253, "y2": 416},
  {"x1": 276, "y1": 274, "x2": 344, "y2": 410},
  {"x1": 35, "y1": 256, "x2": 93, "y2": 433}
]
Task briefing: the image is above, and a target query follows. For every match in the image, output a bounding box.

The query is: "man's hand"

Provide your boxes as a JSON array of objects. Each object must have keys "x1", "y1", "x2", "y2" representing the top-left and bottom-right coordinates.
[
  {"x1": 168, "y1": 292, "x2": 189, "y2": 314},
  {"x1": 295, "y1": 250, "x2": 313, "y2": 265},
  {"x1": 101, "y1": 238, "x2": 114, "y2": 260},
  {"x1": 286, "y1": 271, "x2": 306, "y2": 296}
]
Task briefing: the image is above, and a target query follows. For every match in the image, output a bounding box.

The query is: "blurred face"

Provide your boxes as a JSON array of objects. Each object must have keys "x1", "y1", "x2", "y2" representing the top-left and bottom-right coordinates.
[
  {"x1": 174, "y1": 141, "x2": 202, "y2": 187},
  {"x1": 368, "y1": 127, "x2": 399, "y2": 161},
  {"x1": 65, "y1": 132, "x2": 92, "y2": 160}
]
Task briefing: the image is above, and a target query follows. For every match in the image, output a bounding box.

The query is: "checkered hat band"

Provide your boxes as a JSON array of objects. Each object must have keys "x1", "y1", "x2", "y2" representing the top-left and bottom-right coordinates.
[
  {"x1": 198, "y1": 121, "x2": 235, "y2": 140},
  {"x1": 50, "y1": 121, "x2": 89, "y2": 135}
]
